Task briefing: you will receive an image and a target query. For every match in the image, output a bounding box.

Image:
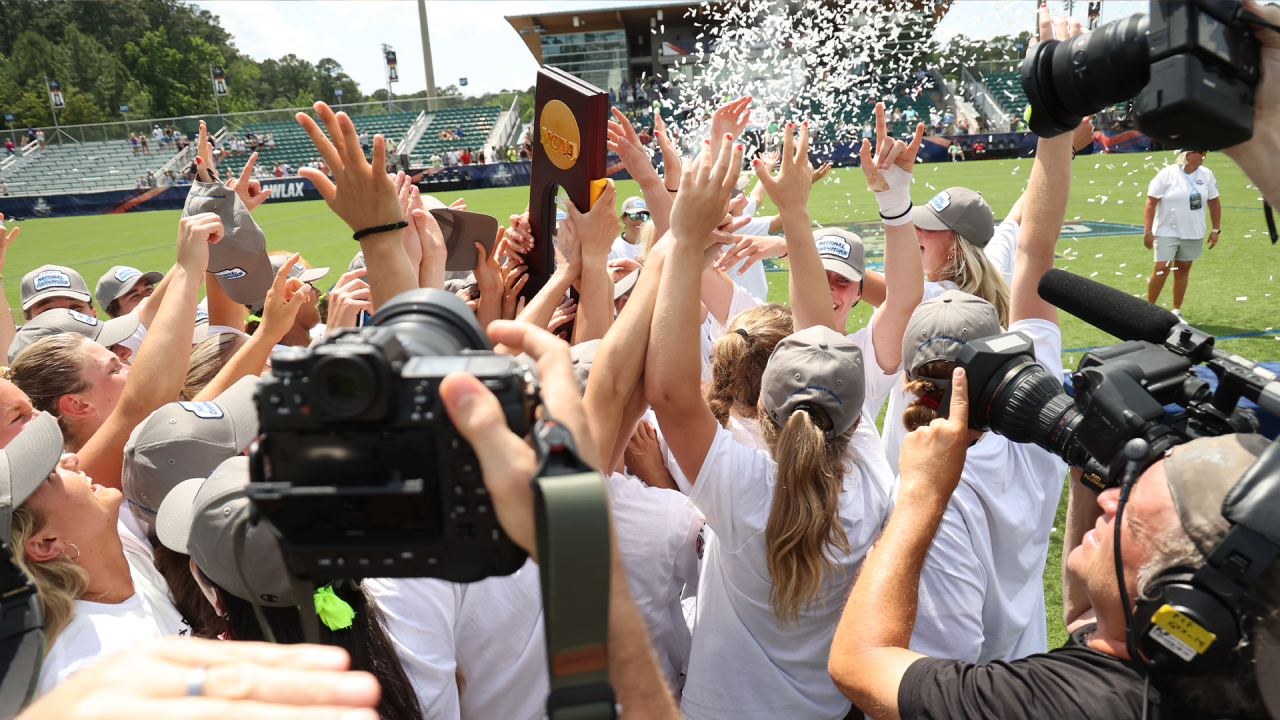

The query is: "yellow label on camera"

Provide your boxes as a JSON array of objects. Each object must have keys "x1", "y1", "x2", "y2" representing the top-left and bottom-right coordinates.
[{"x1": 1151, "y1": 605, "x2": 1215, "y2": 659}]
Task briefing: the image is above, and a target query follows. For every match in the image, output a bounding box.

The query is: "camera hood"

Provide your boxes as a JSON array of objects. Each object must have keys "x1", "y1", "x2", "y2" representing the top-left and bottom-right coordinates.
[{"x1": 372, "y1": 288, "x2": 491, "y2": 353}]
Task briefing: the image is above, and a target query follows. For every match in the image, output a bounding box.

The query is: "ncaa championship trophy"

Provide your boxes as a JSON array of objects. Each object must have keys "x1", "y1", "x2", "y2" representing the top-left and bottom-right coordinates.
[{"x1": 523, "y1": 67, "x2": 609, "y2": 300}]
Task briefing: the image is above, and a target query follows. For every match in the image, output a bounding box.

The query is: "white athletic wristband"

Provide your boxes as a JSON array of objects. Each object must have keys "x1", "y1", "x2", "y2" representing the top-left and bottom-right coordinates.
[{"x1": 874, "y1": 166, "x2": 912, "y2": 224}]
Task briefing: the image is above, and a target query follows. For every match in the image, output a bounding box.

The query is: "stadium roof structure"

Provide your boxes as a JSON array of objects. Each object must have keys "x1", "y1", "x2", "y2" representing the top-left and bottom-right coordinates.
[{"x1": 504, "y1": 0, "x2": 953, "y2": 65}]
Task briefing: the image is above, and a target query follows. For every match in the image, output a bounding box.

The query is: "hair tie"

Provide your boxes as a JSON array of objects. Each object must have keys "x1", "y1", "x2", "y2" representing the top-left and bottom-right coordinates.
[
  {"x1": 246, "y1": 314, "x2": 263, "y2": 324},
  {"x1": 734, "y1": 328, "x2": 750, "y2": 342},
  {"x1": 918, "y1": 391, "x2": 944, "y2": 409},
  {"x1": 313, "y1": 585, "x2": 356, "y2": 631}
]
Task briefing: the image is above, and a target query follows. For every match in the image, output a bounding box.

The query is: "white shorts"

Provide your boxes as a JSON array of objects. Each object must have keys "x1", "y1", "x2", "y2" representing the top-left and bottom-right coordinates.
[{"x1": 1154, "y1": 235, "x2": 1203, "y2": 263}]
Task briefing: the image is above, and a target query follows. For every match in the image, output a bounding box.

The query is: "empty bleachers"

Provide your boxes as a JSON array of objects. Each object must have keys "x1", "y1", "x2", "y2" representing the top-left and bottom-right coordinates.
[
  {"x1": 220, "y1": 111, "x2": 422, "y2": 177},
  {"x1": 978, "y1": 72, "x2": 1028, "y2": 118},
  {"x1": 409, "y1": 106, "x2": 505, "y2": 165},
  {"x1": 0, "y1": 139, "x2": 176, "y2": 195}
]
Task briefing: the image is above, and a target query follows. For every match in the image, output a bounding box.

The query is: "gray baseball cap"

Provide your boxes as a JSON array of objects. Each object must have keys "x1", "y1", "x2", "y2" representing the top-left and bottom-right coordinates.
[
  {"x1": 760, "y1": 325, "x2": 864, "y2": 439},
  {"x1": 20, "y1": 265, "x2": 92, "y2": 312},
  {"x1": 184, "y1": 182, "x2": 272, "y2": 306},
  {"x1": 912, "y1": 187, "x2": 995, "y2": 248},
  {"x1": 348, "y1": 250, "x2": 366, "y2": 272},
  {"x1": 813, "y1": 228, "x2": 865, "y2": 282},
  {"x1": 418, "y1": 195, "x2": 500, "y2": 272},
  {"x1": 95, "y1": 266, "x2": 163, "y2": 311},
  {"x1": 122, "y1": 374, "x2": 259, "y2": 525},
  {"x1": 570, "y1": 339, "x2": 601, "y2": 392},
  {"x1": 620, "y1": 196, "x2": 648, "y2": 215},
  {"x1": 249, "y1": 255, "x2": 330, "y2": 314},
  {"x1": 901, "y1": 289, "x2": 1002, "y2": 381},
  {"x1": 0, "y1": 412, "x2": 63, "y2": 538},
  {"x1": 9, "y1": 308, "x2": 140, "y2": 364},
  {"x1": 157, "y1": 455, "x2": 296, "y2": 606}
]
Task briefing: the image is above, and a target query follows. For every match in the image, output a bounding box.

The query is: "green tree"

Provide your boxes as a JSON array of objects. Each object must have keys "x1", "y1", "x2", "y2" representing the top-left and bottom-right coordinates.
[{"x1": 124, "y1": 26, "x2": 223, "y2": 116}]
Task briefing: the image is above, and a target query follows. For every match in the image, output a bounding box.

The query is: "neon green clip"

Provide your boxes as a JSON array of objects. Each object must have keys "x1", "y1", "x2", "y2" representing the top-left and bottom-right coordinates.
[{"x1": 313, "y1": 586, "x2": 356, "y2": 631}]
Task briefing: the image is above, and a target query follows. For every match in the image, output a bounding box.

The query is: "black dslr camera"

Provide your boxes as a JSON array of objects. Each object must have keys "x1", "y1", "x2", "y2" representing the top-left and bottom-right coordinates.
[
  {"x1": 941, "y1": 270, "x2": 1280, "y2": 491},
  {"x1": 249, "y1": 288, "x2": 535, "y2": 583},
  {"x1": 1022, "y1": 0, "x2": 1262, "y2": 150}
]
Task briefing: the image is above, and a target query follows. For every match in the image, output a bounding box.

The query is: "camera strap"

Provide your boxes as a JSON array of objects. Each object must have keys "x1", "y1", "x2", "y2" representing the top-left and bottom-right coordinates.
[{"x1": 530, "y1": 418, "x2": 617, "y2": 720}]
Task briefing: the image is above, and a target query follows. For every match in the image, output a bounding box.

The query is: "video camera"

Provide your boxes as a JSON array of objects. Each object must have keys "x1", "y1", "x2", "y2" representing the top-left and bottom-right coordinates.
[
  {"x1": 1021, "y1": 0, "x2": 1263, "y2": 150},
  {"x1": 248, "y1": 288, "x2": 535, "y2": 583},
  {"x1": 941, "y1": 268, "x2": 1280, "y2": 491}
]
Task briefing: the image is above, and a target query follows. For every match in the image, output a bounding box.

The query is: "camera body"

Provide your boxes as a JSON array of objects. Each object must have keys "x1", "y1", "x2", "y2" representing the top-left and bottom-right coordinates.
[
  {"x1": 248, "y1": 289, "x2": 535, "y2": 583},
  {"x1": 1022, "y1": 0, "x2": 1261, "y2": 150},
  {"x1": 948, "y1": 330, "x2": 1260, "y2": 491}
]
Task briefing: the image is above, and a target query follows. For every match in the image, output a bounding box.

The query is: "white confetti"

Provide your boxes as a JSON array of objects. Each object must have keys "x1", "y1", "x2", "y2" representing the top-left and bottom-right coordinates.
[{"x1": 1238, "y1": 297, "x2": 1249, "y2": 301}]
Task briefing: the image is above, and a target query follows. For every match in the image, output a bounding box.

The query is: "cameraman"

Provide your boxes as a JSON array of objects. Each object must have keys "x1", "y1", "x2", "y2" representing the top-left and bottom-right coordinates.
[{"x1": 827, "y1": 369, "x2": 1278, "y2": 720}]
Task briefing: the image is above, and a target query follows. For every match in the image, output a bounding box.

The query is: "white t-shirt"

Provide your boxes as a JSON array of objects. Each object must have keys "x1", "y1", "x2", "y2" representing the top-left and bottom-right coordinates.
[
  {"x1": 722, "y1": 215, "x2": 773, "y2": 302},
  {"x1": 1148, "y1": 164, "x2": 1219, "y2": 239},
  {"x1": 681, "y1": 412, "x2": 892, "y2": 719},
  {"x1": 606, "y1": 471, "x2": 702, "y2": 686},
  {"x1": 608, "y1": 234, "x2": 643, "y2": 263},
  {"x1": 360, "y1": 577, "x2": 463, "y2": 718},
  {"x1": 39, "y1": 511, "x2": 189, "y2": 695},
  {"x1": 900, "y1": 318, "x2": 1069, "y2": 664},
  {"x1": 699, "y1": 281, "x2": 766, "y2": 385}
]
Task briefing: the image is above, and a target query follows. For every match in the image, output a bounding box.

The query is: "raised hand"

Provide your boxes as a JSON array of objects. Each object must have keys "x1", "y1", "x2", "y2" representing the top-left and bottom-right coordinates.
[
  {"x1": 225, "y1": 152, "x2": 272, "y2": 211},
  {"x1": 812, "y1": 162, "x2": 833, "y2": 184},
  {"x1": 505, "y1": 211, "x2": 535, "y2": 254},
  {"x1": 394, "y1": 173, "x2": 426, "y2": 273},
  {"x1": 0, "y1": 213, "x2": 19, "y2": 274},
  {"x1": 753, "y1": 122, "x2": 814, "y2": 215},
  {"x1": 859, "y1": 102, "x2": 925, "y2": 192},
  {"x1": 709, "y1": 96, "x2": 752, "y2": 144},
  {"x1": 324, "y1": 268, "x2": 373, "y2": 333},
  {"x1": 607, "y1": 108, "x2": 655, "y2": 179},
  {"x1": 670, "y1": 134, "x2": 744, "y2": 254},
  {"x1": 547, "y1": 295, "x2": 577, "y2": 338},
  {"x1": 256, "y1": 253, "x2": 309, "y2": 342},
  {"x1": 897, "y1": 367, "x2": 974, "y2": 501},
  {"x1": 564, "y1": 180, "x2": 621, "y2": 260},
  {"x1": 653, "y1": 111, "x2": 682, "y2": 189},
  {"x1": 195, "y1": 120, "x2": 218, "y2": 182},
  {"x1": 501, "y1": 263, "x2": 529, "y2": 320},
  {"x1": 714, "y1": 234, "x2": 788, "y2": 274},
  {"x1": 608, "y1": 257, "x2": 643, "y2": 282},
  {"x1": 175, "y1": 212, "x2": 223, "y2": 273},
  {"x1": 295, "y1": 102, "x2": 403, "y2": 233}
]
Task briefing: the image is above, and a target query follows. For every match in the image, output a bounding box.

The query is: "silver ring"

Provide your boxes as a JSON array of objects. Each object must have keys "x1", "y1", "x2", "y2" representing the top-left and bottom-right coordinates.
[{"x1": 185, "y1": 665, "x2": 208, "y2": 697}]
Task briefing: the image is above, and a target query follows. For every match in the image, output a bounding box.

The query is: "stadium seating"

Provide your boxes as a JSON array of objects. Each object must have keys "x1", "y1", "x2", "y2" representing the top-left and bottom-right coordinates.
[
  {"x1": 220, "y1": 111, "x2": 422, "y2": 177},
  {"x1": 978, "y1": 72, "x2": 1029, "y2": 118},
  {"x1": 0, "y1": 139, "x2": 178, "y2": 195},
  {"x1": 407, "y1": 106, "x2": 505, "y2": 166}
]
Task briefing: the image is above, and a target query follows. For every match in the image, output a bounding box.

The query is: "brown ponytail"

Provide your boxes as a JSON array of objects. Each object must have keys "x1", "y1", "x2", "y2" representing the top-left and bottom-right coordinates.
[
  {"x1": 902, "y1": 359, "x2": 954, "y2": 432},
  {"x1": 706, "y1": 304, "x2": 792, "y2": 427},
  {"x1": 759, "y1": 406, "x2": 855, "y2": 626}
]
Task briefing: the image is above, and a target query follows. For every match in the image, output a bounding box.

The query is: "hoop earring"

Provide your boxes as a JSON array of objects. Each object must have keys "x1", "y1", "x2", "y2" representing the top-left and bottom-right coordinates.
[{"x1": 64, "y1": 543, "x2": 80, "y2": 561}]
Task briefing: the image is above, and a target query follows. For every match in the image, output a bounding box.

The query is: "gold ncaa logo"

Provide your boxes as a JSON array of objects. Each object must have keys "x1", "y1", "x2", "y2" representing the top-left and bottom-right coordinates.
[{"x1": 540, "y1": 100, "x2": 580, "y2": 170}]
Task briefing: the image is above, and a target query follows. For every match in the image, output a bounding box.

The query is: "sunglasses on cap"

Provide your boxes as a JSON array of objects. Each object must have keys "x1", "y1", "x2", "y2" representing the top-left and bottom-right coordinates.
[{"x1": 625, "y1": 212, "x2": 650, "y2": 222}]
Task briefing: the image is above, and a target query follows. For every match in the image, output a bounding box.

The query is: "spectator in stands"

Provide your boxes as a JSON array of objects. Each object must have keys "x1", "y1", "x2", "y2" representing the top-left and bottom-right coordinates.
[
  {"x1": 454, "y1": 127, "x2": 464, "y2": 139},
  {"x1": 265, "y1": 132, "x2": 275, "y2": 149},
  {"x1": 129, "y1": 133, "x2": 139, "y2": 157},
  {"x1": 948, "y1": 142, "x2": 964, "y2": 162},
  {"x1": 460, "y1": 148, "x2": 471, "y2": 165},
  {"x1": 358, "y1": 130, "x2": 370, "y2": 151},
  {"x1": 904, "y1": 106, "x2": 917, "y2": 122},
  {"x1": 138, "y1": 132, "x2": 148, "y2": 155},
  {"x1": 152, "y1": 125, "x2": 163, "y2": 148},
  {"x1": 507, "y1": 146, "x2": 518, "y2": 162},
  {"x1": 973, "y1": 140, "x2": 987, "y2": 158},
  {"x1": 4, "y1": 137, "x2": 13, "y2": 156},
  {"x1": 959, "y1": 117, "x2": 971, "y2": 134},
  {"x1": 431, "y1": 151, "x2": 442, "y2": 167},
  {"x1": 25, "y1": 126, "x2": 34, "y2": 145},
  {"x1": 36, "y1": 129, "x2": 46, "y2": 150},
  {"x1": 1, "y1": 182, "x2": 8, "y2": 196},
  {"x1": 891, "y1": 107, "x2": 904, "y2": 122},
  {"x1": 280, "y1": 161, "x2": 292, "y2": 177},
  {"x1": 272, "y1": 163, "x2": 283, "y2": 178}
]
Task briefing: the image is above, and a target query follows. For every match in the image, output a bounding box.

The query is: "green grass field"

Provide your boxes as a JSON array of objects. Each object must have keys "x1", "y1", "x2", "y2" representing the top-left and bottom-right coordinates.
[{"x1": 7, "y1": 153, "x2": 1277, "y2": 650}]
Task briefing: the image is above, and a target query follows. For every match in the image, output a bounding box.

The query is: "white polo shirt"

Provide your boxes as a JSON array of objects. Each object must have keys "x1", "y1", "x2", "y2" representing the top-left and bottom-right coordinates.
[{"x1": 1148, "y1": 164, "x2": 1219, "y2": 240}]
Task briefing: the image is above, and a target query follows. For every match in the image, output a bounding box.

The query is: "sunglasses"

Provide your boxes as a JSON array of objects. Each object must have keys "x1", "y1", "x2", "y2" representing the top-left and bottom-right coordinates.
[{"x1": 625, "y1": 212, "x2": 651, "y2": 221}]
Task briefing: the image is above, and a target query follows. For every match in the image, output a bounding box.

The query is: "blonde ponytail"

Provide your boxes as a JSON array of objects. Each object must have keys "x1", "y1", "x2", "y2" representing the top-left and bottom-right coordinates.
[
  {"x1": 935, "y1": 232, "x2": 1011, "y2": 327},
  {"x1": 759, "y1": 407, "x2": 854, "y2": 626},
  {"x1": 707, "y1": 304, "x2": 793, "y2": 427}
]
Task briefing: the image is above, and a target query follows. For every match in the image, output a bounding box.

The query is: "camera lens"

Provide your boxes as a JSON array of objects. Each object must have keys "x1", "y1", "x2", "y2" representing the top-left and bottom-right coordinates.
[
  {"x1": 373, "y1": 288, "x2": 491, "y2": 357},
  {"x1": 312, "y1": 355, "x2": 377, "y2": 419},
  {"x1": 1021, "y1": 13, "x2": 1149, "y2": 138}
]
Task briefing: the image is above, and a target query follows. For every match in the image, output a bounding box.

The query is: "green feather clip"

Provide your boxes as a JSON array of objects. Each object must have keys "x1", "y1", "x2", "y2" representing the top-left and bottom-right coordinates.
[{"x1": 313, "y1": 585, "x2": 356, "y2": 631}]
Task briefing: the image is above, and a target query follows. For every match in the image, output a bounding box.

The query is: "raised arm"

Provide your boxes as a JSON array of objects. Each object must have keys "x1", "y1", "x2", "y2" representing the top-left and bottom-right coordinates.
[
  {"x1": 566, "y1": 180, "x2": 621, "y2": 344},
  {"x1": 860, "y1": 105, "x2": 927, "y2": 373},
  {"x1": 1223, "y1": 1, "x2": 1280, "y2": 206},
  {"x1": 645, "y1": 136, "x2": 743, "y2": 483},
  {"x1": 1008, "y1": 133, "x2": 1072, "y2": 327},
  {"x1": 441, "y1": 321, "x2": 679, "y2": 719},
  {"x1": 193, "y1": 256, "x2": 307, "y2": 401},
  {"x1": 80, "y1": 213, "x2": 221, "y2": 489},
  {"x1": 755, "y1": 123, "x2": 832, "y2": 332},
  {"x1": 830, "y1": 369, "x2": 973, "y2": 719},
  {"x1": 608, "y1": 110, "x2": 674, "y2": 238},
  {"x1": 0, "y1": 216, "x2": 18, "y2": 358},
  {"x1": 584, "y1": 240, "x2": 668, "y2": 471},
  {"x1": 515, "y1": 234, "x2": 581, "y2": 333},
  {"x1": 296, "y1": 103, "x2": 411, "y2": 311}
]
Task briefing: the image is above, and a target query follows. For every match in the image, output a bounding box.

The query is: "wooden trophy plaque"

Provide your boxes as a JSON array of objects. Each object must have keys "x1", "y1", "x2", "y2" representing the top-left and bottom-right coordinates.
[{"x1": 522, "y1": 66, "x2": 609, "y2": 300}]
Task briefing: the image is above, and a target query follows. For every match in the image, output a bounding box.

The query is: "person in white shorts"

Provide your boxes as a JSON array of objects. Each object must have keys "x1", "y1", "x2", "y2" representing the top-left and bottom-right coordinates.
[{"x1": 1144, "y1": 149, "x2": 1221, "y2": 320}]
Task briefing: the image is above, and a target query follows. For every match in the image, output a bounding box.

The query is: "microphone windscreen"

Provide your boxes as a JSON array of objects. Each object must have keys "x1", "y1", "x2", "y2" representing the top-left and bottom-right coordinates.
[{"x1": 1037, "y1": 268, "x2": 1179, "y2": 344}]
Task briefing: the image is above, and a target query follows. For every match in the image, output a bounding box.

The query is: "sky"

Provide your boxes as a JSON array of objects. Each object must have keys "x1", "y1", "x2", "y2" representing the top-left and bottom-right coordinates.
[{"x1": 193, "y1": 0, "x2": 1150, "y2": 98}]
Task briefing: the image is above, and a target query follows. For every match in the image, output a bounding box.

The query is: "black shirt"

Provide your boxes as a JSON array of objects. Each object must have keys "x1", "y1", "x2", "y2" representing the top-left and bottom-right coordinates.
[{"x1": 898, "y1": 624, "x2": 1222, "y2": 720}]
